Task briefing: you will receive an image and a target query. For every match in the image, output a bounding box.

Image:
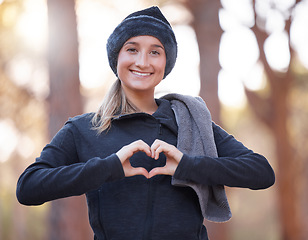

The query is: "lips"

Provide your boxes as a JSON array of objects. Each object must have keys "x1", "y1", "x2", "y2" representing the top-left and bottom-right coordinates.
[{"x1": 131, "y1": 70, "x2": 152, "y2": 77}]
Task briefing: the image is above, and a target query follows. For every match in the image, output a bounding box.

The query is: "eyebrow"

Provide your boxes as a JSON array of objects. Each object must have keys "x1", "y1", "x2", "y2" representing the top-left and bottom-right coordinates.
[{"x1": 124, "y1": 41, "x2": 164, "y2": 50}]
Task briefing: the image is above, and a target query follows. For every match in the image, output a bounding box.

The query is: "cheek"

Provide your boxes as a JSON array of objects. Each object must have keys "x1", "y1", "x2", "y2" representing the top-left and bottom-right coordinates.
[
  {"x1": 117, "y1": 54, "x2": 128, "y2": 69},
  {"x1": 117, "y1": 51, "x2": 133, "y2": 71},
  {"x1": 156, "y1": 54, "x2": 166, "y2": 71},
  {"x1": 156, "y1": 59, "x2": 166, "y2": 73}
]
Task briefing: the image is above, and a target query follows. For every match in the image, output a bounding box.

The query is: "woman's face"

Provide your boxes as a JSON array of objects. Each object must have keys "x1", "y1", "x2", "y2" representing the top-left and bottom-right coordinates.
[{"x1": 117, "y1": 35, "x2": 166, "y2": 96}]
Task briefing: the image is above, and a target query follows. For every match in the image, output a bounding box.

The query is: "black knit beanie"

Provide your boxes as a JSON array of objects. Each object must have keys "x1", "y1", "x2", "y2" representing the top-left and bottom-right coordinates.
[{"x1": 107, "y1": 6, "x2": 177, "y2": 79}]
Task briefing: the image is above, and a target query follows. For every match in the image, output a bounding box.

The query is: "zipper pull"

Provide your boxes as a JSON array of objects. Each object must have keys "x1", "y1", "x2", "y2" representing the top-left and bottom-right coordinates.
[{"x1": 159, "y1": 123, "x2": 162, "y2": 135}]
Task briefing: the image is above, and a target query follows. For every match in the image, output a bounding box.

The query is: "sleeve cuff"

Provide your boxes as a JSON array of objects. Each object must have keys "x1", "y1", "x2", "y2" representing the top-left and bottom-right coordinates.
[
  {"x1": 96, "y1": 153, "x2": 125, "y2": 182},
  {"x1": 173, "y1": 154, "x2": 194, "y2": 181}
]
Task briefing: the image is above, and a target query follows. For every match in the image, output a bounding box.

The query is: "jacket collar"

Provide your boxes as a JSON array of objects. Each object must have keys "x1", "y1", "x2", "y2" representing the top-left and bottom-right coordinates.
[
  {"x1": 113, "y1": 99, "x2": 178, "y2": 135},
  {"x1": 153, "y1": 99, "x2": 178, "y2": 135}
]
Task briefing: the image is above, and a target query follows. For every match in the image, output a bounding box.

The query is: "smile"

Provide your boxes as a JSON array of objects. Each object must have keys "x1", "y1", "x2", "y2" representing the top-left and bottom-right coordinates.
[{"x1": 131, "y1": 71, "x2": 152, "y2": 77}]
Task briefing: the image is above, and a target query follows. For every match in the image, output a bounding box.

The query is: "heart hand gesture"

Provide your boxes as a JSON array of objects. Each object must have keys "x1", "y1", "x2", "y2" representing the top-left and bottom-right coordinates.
[{"x1": 116, "y1": 139, "x2": 183, "y2": 179}]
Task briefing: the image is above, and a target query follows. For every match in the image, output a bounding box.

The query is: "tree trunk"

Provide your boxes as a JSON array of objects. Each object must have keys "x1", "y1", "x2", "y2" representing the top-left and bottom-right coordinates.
[
  {"x1": 185, "y1": 0, "x2": 223, "y2": 124},
  {"x1": 47, "y1": 0, "x2": 91, "y2": 239},
  {"x1": 246, "y1": 69, "x2": 302, "y2": 240},
  {"x1": 246, "y1": 1, "x2": 303, "y2": 239},
  {"x1": 184, "y1": 1, "x2": 227, "y2": 239}
]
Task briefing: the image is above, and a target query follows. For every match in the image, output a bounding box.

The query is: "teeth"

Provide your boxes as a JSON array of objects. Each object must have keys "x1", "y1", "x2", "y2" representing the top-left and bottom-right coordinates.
[{"x1": 132, "y1": 71, "x2": 151, "y2": 76}]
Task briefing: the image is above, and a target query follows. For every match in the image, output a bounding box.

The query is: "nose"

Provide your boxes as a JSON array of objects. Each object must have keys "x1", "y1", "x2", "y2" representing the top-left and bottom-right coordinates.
[{"x1": 135, "y1": 52, "x2": 149, "y2": 68}]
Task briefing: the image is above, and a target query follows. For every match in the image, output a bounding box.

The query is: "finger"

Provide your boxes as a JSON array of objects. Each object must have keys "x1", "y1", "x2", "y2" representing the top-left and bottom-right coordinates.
[
  {"x1": 150, "y1": 140, "x2": 158, "y2": 159},
  {"x1": 151, "y1": 139, "x2": 165, "y2": 159},
  {"x1": 129, "y1": 140, "x2": 151, "y2": 156},
  {"x1": 148, "y1": 166, "x2": 171, "y2": 178},
  {"x1": 152, "y1": 144, "x2": 172, "y2": 160},
  {"x1": 152, "y1": 142, "x2": 183, "y2": 163},
  {"x1": 124, "y1": 165, "x2": 149, "y2": 178},
  {"x1": 129, "y1": 167, "x2": 149, "y2": 178},
  {"x1": 153, "y1": 146, "x2": 163, "y2": 160},
  {"x1": 117, "y1": 140, "x2": 151, "y2": 162}
]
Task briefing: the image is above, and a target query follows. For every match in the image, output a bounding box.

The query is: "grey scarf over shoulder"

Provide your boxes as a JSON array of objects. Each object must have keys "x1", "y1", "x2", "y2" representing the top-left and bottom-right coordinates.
[{"x1": 161, "y1": 93, "x2": 232, "y2": 222}]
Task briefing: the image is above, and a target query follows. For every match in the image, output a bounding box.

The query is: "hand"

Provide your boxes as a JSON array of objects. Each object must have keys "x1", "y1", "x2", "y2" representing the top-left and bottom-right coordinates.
[
  {"x1": 116, "y1": 140, "x2": 151, "y2": 178},
  {"x1": 149, "y1": 139, "x2": 183, "y2": 178}
]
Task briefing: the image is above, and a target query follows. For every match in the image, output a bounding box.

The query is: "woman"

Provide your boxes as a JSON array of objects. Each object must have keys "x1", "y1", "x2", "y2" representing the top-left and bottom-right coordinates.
[{"x1": 16, "y1": 6, "x2": 275, "y2": 240}]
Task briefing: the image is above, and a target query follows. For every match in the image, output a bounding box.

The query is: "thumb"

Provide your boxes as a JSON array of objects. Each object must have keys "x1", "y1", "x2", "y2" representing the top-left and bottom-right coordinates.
[
  {"x1": 148, "y1": 166, "x2": 170, "y2": 178},
  {"x1": 125, "y1": 166, "x2": 149, "y2": 178}
]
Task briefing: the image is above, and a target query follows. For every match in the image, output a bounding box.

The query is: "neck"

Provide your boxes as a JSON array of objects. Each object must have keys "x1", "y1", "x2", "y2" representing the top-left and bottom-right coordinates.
[{"x1": 125, "y1": 91, "x2": 158, "y2": 115}]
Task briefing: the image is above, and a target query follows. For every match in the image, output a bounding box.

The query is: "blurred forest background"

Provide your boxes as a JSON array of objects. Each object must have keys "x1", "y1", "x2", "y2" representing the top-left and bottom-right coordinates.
[{"x1": 0, "y1": 0, "x2": 308, "y2": 239}]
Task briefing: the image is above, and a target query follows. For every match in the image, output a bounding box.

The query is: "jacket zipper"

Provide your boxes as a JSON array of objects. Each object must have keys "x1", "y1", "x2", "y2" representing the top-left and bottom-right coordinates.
[
  {"x1": 143, "y1": 179, "x2": 154, "y2": 240},
  {"x1": 142, "y1": 122, "x2": 161, "y2": 240}
]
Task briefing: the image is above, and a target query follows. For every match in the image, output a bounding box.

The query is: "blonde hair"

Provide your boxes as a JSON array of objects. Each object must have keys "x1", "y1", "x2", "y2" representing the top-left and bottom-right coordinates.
[{"x1": 92, "y1": 79, "x2": 139, "y2": 134}]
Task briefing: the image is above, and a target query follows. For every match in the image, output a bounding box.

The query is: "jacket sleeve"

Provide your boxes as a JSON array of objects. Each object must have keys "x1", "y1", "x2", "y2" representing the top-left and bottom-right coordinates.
[
  {"x1": 174, "y1": 122, "x2": 275, "y2": 190},
  {"x1": 16, "y1": 123, "x2": 125, "y2": 206}
]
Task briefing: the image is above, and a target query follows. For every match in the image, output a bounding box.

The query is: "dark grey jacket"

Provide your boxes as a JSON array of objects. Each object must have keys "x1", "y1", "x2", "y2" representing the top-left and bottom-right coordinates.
[{"x1": 16, "y1": 98, "x2": 275, "y2": 240}]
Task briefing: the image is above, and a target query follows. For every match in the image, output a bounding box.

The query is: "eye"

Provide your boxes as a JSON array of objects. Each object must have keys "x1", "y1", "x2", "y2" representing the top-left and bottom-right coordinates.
[
  {"x1": 127, "y1": 48, "x2": 137, "y2": 53},
  {"x1": 150, "y1": 50, "x2": 160, "y2": 55}
]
